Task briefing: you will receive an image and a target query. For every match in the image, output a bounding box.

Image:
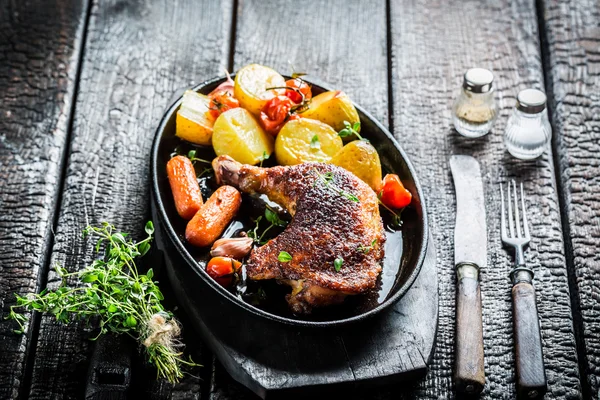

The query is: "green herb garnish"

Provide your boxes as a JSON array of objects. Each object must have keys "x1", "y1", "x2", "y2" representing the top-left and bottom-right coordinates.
[
  {"x1": 278, "y1": 251, "x2": 292, "y2": 262},
  {"x1": 313, "y1": 169, "x2": 360, "y2": 203},
  {"x1": 5, "y1": 222, "x2": 199, "y2": 383},
  {"x1": 338, "y1": 121, "x2": 364, "y2": 140},
  {"x1": 186, "y1": 150, "x2": 211, "y2": 164},
  {"x1": 334, "y1": 258, "x2": 344, "y2": 272},
  {"x1": 377, "y1": 195, "x2": 403, "y2": 228},
  {"x1": 265, "y1": 207, "x2": 287, "y2": 228},
  {"x1": 259, "y1": 151, "x2": 270, "y2": 167},
  {"x1": 358, "y1": 239, "x2": 377, "y2": 254},
  {"x1": 310, "y1": 135, "x2": 321, "y2": 150},
  {"x1": 186, "y1": 150, "x2": 213, "y2": 177},
  {"x1": 247, "y1": 207, "x2": 288, "y2": 245}
]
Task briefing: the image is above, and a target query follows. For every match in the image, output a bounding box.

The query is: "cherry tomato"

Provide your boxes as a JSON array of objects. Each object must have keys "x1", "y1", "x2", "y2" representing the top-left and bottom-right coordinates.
[
  {"x1": 379, "y1": 174, "x2": 412, "y2": 209},
  {"x1": 206, "y1": 256, "x2": 242, "y2": 287},
  {"x1": 284, "y1": 78, "x2": 312, "y2": 104},
  {"x1": 207, "y1": 89, "x2": 239, "y2": 120},
  {"x1": 260, "y1": 95, "x2": 297, "y2": 136}
]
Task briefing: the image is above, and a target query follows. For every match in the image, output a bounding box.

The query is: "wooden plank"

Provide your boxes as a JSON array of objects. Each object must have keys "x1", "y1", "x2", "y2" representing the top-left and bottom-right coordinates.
[
  {"x1": 389, "y1": 0, "x2": 581, "y2": 398},
  {"x1": 539, "y1": 0, "x2": 600, "y2": 397},
  {"x1": 0, "y1": 1, "x2": 87, "y2": 398},
  {"x1": 25, "y1": 0, "x2": 234, "y2": 398}
]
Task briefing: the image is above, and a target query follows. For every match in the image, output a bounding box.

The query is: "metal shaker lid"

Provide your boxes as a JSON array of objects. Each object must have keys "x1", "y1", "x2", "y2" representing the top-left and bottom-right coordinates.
[
  {"x1": 517, "y1": 88, "x2": 547, "y2": 114},
  {"x1": 463, "y1": 68, "x2": 494, "y2": 93}
]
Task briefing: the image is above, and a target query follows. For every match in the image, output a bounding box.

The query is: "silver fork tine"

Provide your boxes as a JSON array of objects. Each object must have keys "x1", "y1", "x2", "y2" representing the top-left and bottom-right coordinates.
[
  {"x1": 500, "y1": 184, "x2": 507, "y2": 239},
  {"x1": 507, "y1": 182, "x2": 515, "y2": 238},
  {"x1": 513, "y1": 180, "x2": 522, "y2": 238},
  {"x1": 521, "y1": 182, "x2": 530, "y2": 239}
]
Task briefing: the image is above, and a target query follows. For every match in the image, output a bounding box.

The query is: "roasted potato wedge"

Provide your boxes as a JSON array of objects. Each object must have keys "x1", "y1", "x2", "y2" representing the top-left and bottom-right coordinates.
[
  {"x1": 300, "y1": 90, "x2": 360, "y2": 138},
  {"x1": 176, "y1": 90, "x2": 214, "y2": 145},
  {"x1": 234, "y1": 64, "x2": 285, "y2": 116},
  {"x1": 275, "y1": 118, "x2": 343, "y2": 166},
  {"x1": 212, "y1": 108, "x2": 274, "y2": 165},
  {"x1": 331, "y1": 140, "x2": 382, "y2": 192}
]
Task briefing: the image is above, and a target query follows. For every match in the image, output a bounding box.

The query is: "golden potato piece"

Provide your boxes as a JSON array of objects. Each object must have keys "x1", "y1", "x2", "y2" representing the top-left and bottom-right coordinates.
[
  {"x1": 275, "y1": 118, "x2": 343, "y2": 166},
  {"x1": 331, "y1": 140, "x2": 383, "y2": 192},
  {"x1": 176, "y1": 90, "x2": 214, "y2": 146},
  {"x1": 300, "y1": 90, "x2": 360, "y2": 138},
  {"x1": 212, "y1": 108, "x2": 274, "y2": 165},
  {"x1": 234, "y1": 64, "x2": 285, "y2": 116}
]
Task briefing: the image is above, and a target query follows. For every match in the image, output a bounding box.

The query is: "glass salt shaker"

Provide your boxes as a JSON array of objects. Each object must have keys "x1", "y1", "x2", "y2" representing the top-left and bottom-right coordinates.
[
  {"x1": 452, "y1": 68, "x2": 498, "y2": 138},
  {"x1": 504, "y1": 89, "x2": 552, "y2": 160}
]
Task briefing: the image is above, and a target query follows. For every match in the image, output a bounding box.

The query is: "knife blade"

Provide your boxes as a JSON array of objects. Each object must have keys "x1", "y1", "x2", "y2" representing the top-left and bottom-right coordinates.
[{"x1": 450, "y1": 155, "x2": 487, "y2": 395}]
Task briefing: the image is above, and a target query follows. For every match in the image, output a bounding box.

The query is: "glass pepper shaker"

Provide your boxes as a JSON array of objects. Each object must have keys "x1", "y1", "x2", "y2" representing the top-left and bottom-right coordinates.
[
  {"x1": 452, "y1": 68, "x2": 498, "y2": 138},
  {"x1": 504, "y1": 89, "x2": 552, "y2": 160}
]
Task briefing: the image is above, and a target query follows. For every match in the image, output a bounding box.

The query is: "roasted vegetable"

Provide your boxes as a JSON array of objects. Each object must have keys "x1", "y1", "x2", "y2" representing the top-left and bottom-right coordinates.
[
  {"x1": 274, "y1": 118, "x2": 343, "y2": 166},
  {"x1": 166, "y1": 156, "x2": 204, "y2": 219},
  {"x1": 331, "y1": 140, "x2": 382, "y2": 192},
  {"x1": 234, "y1": 64, "x2": 285, "y2": 116},
  {"x1": 380, "y1": 174, "x2": 412, "y2": 209},
  {"x1": 207, "y1": 75, "x2": 239, "y2": 120},
  {"x1": 300, "y1": 90, "x2": 360, "y2": 137},
  {"x1": 176, "y1": 90, "x2": 214, "y2": 146},
  {"x1": 206, "y1": 256, "x2": 242, "y2": 287},
  {"x1": 284, "y1": 78, "x2": 312, "y2": 104},
  {"x1": 260, "y1": 95, "x2": 297, "y2": 136},
  {"x1": 212, "y1": 107, "x2": 274, "y2": 165},
  {"x1": 186, "y1": 185, "x2": 242, "y2": 247},
  {"x1": 210, "y1": 237, "x2": 253, "y2": 259}
]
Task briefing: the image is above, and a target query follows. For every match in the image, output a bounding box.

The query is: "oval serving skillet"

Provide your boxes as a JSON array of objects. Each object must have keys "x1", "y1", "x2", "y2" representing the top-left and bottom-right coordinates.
[{"x1": 150, "y1": 76, "x2": 428, "y2": 354}]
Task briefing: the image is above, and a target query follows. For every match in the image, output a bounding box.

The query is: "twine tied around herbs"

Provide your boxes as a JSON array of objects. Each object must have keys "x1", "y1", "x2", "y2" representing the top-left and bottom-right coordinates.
[{"x1": 143, "y1": 312, "x2": 182, "y2": 350}]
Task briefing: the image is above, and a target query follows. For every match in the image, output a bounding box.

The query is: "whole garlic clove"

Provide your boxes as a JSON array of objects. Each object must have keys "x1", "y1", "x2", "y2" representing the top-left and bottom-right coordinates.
[{"x1": 210, "y1": 237, "x2": 254, "y2": 260}]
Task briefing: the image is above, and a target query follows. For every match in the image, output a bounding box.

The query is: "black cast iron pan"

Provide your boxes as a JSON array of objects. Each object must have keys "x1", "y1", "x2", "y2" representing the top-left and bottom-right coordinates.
[{"x1": 150, "y1": 74, "x2": 428, "y2": 343}]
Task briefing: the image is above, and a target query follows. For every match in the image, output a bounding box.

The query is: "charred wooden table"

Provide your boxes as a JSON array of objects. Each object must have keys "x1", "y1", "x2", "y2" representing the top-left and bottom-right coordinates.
[{"x1": 0, "y1": 0, "x2": 598, "y2": 399}]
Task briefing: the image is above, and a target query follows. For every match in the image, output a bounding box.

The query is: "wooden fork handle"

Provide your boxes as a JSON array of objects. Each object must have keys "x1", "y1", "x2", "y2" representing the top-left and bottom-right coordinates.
[
  {"x1": 512, "y1": 274, "x2": 547, "y2": 399},
  {"x1": 455, "y1": 263, "x2": 485, "y2": 395}
]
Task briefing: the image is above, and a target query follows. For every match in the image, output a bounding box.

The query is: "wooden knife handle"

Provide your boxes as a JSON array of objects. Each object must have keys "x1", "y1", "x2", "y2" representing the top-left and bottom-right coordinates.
[
  {"x1": 512, "y1": 273, "x2": 547, "y2": 399},
  {"x1": 455, "y1": 263, "x2": 485, "y2": 395}
]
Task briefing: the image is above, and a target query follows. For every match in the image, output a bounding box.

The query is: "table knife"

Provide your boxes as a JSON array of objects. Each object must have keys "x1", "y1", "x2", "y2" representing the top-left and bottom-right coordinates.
[{"x1": 450, "y1": 155, "x2": 487, "y2": 395}]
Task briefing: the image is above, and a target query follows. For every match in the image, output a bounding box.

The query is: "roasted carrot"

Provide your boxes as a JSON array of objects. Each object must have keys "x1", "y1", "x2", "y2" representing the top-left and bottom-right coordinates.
[
  {"x1": 166, "y1": 156, "x2": 204, "y2": 220},
  {"x1": 186, "y1": 185, "x2": 242, "y2": 247}
]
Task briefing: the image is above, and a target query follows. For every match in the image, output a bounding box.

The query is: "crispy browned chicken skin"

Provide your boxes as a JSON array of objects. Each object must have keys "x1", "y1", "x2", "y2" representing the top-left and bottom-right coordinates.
[{"x1": 213, "y1": 155, "x2": 385, "y2": 314}]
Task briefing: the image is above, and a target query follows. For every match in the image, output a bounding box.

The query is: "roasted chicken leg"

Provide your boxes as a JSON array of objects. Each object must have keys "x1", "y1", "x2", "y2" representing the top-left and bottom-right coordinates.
[{"x1": 213, "y1": 155, "x2": 385, "y2": 314}]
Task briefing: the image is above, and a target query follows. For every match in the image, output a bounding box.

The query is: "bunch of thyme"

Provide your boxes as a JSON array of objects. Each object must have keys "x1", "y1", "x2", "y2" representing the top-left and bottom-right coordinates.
[{"x1": 6, "y1": 222, "x2": 198, "y2": 383}]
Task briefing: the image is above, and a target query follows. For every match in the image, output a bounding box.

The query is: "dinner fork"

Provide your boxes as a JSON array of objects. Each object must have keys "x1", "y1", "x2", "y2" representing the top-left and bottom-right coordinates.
[{"x1": 500, "y1": 181, "x2": 547, "y2": 399}]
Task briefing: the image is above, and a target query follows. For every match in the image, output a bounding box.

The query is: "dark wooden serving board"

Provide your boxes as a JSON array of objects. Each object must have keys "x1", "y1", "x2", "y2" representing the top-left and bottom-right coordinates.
[{"x1": 198, "y1": 235, "x2": 438, "y2": 399}]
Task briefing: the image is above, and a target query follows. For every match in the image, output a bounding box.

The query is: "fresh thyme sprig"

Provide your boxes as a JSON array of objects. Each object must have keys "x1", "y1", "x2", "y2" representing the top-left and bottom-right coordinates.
[
  {"x1": 247, "y1": 207, "x2": 288, "y2": 245},
  {"x1": 187, "y1": 150, "x2": 213, "y2": 177},
  {"x1": 258, "y1": 151, "x2": 270, "y2": 167},
  {"x1": 378, "y1": 198, "x2": 403, "y2": 228},
  {"x1": 312, "y1": 169, "x2": 360, "y2": 203},
  {"x1": 6, "y1": 222, "x2": 199, "y2": 384},
  {"x1": 338, "y1": 121, "x2": 364, "y2": 141},
  {"x1": 186, "y1": 150, "x2": 211, "y2": 164}
]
